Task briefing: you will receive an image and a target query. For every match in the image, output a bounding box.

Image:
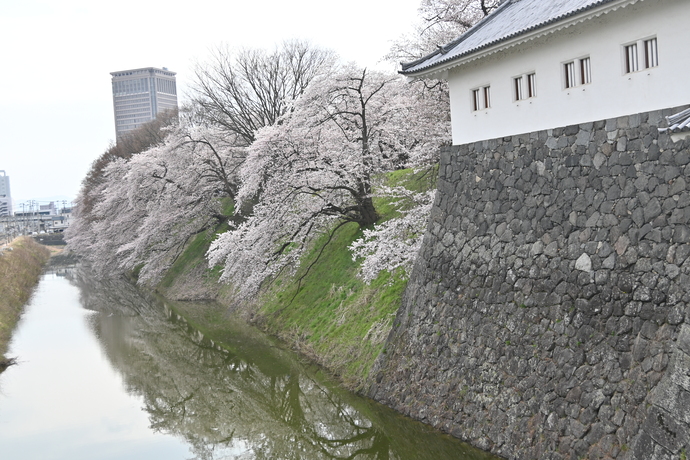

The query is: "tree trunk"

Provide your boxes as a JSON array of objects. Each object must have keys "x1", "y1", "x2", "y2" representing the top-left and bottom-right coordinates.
[
  {"x1": 357, "y1": 195, "x2": 379, "y2": 227},
  {"x1": 353, "y1": 175, "x2": 378, "y2": 227}
]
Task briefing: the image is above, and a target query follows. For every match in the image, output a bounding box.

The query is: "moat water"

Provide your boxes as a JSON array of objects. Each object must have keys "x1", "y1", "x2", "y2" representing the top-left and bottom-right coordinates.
[{"x1": 0, "y1": 266, "x2": 497, "y2": 459}]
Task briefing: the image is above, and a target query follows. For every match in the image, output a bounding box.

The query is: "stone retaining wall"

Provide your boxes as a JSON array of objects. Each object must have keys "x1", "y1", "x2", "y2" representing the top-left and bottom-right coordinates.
[{"x1": 368, "y1": 106, "x2": 690, "y2": 460}]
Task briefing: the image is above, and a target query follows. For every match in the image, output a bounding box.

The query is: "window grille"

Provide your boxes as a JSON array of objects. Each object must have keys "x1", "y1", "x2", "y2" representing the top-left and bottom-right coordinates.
[
  {"x1": 514, "y1": 76, "x2": 523, "y2": 100},
  {"x1": 527, "y1": 73, "x2": 537, "y2": 98},
  {"x1": 564, "y1": 61, "x2": 576, "y2": 88},
  {"x1": 472, "y1": 89, "x2": 481, "y2": 111},
  {"x1": 625, "y1": 44, "x2": 639, "y2": 73},
  {"x1": 580, "y1": 57, "x2": 592, "y2": 84},
  {"x1": 471, "y1": 86, "x2": 491, "y2": 111},
  {"x1": 644, "y1": 38, "x2": 658, "y2": 68}
]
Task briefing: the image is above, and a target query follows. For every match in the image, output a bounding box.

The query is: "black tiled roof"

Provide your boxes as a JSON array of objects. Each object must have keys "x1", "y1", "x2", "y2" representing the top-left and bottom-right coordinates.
[{"x1": 401, "y1": 0, "x2": 628, "y2": 75}]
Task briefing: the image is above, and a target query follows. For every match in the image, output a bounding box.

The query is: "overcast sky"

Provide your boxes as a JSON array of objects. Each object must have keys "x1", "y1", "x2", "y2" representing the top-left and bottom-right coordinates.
[{"x1": 0, "y1": 0, "x2": 421, "y2": 206}]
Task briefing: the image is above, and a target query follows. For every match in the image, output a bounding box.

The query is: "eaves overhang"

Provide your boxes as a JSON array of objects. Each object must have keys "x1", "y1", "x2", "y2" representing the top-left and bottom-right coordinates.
[{"x1": 400, "y1": 0, "x2": 644, "y2": 80}]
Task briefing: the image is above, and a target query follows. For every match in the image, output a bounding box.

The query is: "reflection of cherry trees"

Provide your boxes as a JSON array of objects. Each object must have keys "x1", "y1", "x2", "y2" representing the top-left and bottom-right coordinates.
[
  {"x1": 70, "y1": 269, "x2": 493, "y2": 460},
  {"x1": 74, "y1": 269, "x2": 393, "y2": 458}
]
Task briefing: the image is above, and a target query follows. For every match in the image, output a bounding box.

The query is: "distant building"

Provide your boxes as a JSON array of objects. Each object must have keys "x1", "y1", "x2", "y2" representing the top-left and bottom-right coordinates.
[
  {"x1": 0, "y1": 171, "x2": 12, "y2": 216},
  {"x1": 39, "y1": 202, "x2": 57, "y2": 216},
  {"x1": 49, "y1": 206, "x2": 72, "y2": 233},
  {"x1": 110, "y1": 67, "x2": 178, "y2": 139},
  {"x1": 14, "y1": 201, "x2": 59, "y2": 217},
  {"x1": 5, "y1": 202, "x2": 72, "y2": 236}
]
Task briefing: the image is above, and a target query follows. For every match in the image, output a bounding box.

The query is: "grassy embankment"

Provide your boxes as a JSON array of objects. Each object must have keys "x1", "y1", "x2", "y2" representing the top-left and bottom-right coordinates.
[
  {"x1": 155, "y1": 198, "x2": 235, "y2": 301},
  {"x1": 0, "y1": 236, "x2": 51, "y2": 369},
  {"x1": 162, "y1": 168, "x2": 436, "y2": 391}
]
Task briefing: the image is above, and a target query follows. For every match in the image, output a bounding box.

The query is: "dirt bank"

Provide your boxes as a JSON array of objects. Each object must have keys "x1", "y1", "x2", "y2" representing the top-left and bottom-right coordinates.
[{"x1": 0, "y1": 237, "x2": 50, "y2": 368}]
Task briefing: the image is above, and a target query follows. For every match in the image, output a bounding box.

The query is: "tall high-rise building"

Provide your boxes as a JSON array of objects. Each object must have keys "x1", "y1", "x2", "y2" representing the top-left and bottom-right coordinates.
[
  {"x1": 0, "y1": 170, "x2": 12, "y2": 216},
  {"x1": 110, "y1": 67, "x2": 178, "y2": 139}
]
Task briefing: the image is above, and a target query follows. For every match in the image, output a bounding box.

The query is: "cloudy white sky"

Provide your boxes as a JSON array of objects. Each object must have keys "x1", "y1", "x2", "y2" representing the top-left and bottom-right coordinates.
[{"x1": 0, "y1": 0, "x2": 422, "y2": 207}]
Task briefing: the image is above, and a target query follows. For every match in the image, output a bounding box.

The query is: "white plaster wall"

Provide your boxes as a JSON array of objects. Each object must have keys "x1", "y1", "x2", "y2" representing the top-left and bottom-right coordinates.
[{"x1": 448, "y1": 0, "x2": 690, "y2": 145}]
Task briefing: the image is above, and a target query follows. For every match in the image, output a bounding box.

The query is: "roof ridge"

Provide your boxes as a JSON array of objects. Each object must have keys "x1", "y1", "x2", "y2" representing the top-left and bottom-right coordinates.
[{"x1": 401, "y1": 0, "x2": 514, "y2": 72}]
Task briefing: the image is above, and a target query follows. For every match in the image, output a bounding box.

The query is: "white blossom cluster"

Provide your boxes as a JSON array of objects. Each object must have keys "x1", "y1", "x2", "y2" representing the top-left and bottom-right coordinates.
[
  {"x1": 68, "y1": 62, "x2": 450, "y2": 300},
  {"x1": 67, "y1": 125, "x2": 244, "y2": 285},
  {"x1": 207, "y1": 66, "x2": 449, "y2": 300},
  {"x1": 387, "y1": 0, "x2": 501, "y2": 63},
  {"x1": 349, "y1": 188, "x2": 435, "y2": 283}
]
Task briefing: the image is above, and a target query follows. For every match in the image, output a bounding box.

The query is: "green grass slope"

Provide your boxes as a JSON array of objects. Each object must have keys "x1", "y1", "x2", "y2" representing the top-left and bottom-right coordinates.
[
  {"x1": 257, "y1": 221, "x2": 407, "y2": 390},
  {"x1": 159, "y1": 168, "x2": 437, "y2": 391},
  {"x1": 155, "y1": 199, "x2": 233, "y2": 301}
]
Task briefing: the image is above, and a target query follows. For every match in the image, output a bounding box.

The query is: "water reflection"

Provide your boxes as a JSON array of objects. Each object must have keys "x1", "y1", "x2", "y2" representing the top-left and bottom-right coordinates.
[{"x1": 5, "y1": 266, "x2": 497, "y2": 460}]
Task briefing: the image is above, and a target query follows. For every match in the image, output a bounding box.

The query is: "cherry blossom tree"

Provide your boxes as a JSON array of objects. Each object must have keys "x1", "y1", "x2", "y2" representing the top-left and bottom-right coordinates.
[
  {"x1": 75, "y1": 110, "x2": 179, "y2": 223},
  {"x1": 349, "y1": 187, "x2": 435, "y2": 283},
  {"x1": 207, "y1": 65, "x2": 450, "y2": 299},
  {"x1": 69, "y1": 42, "x2": 336, "y2": 285},
  {"x1": 67, "y1": 111, "x2": 180, "y2": 271},
  {"x1": 347, "y1": 0, "x2": 499, "y2": 284},
  {"x1": 69, "y1": 40, "x2": 452, "y2": 293},
  {"x1": 387, "y1": 0, "x2": 501, "y2": 62},
  {"x1": 68, "y1": 124, "x2": 245, "y2": 284}
]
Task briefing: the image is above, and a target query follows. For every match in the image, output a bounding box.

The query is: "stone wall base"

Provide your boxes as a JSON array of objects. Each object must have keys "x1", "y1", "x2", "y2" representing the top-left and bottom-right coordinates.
[{"x1": 369, "y1": 106, "x2": 690, "y2": 460}]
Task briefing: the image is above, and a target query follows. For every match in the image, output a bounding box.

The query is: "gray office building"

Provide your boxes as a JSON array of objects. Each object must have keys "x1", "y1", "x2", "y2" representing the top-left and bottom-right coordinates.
[
  {"x1": 0, "y1": 170, "x2": 12, "y2": 216},
  {"x1": 111, "y1": 67, "x2": 178, "y2": 138}
]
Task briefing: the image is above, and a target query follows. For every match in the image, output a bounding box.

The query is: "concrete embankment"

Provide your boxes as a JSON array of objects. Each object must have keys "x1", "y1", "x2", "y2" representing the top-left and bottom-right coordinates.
[
  {"x1": 0, "y1": 237, "x2": 50, "y2": 368},
  {"x1": 369, "y1": 106, "x2": 690, "y2": 459}
]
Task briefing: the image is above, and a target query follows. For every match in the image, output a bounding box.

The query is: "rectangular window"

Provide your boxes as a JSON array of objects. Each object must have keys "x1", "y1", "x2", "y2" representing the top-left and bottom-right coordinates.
[
  {"x1": 527, "y1": 73, "x2": 537, "y2": 98},
  {"x1": 644, "y1": 38, "x2": 658, "y2": 68},
  {"x1": 514, "y1": 73, "x2": 536, "y2": 101},
  {"x1": 625, "y1": 43, "x2": 639, "y2": 73},
  {"x1": 514, "y1": 76, "x2": 523, "y2": 101},
  {"x1": 472, "y1": 89, "x2": 481, "y2": 111},
  {"x1": 471, "y1": 85, "x2": 491, "y2": 111},
  {"x1": 580, "y1": 57, "x2": 591, "y2": 84},
  {"x1": 564, "y1": 61, "x2": 576, "y2": 88},
  {"x1": 564, "y1": 58, "x2": 590, "y2": 88},
  {"x1": 624, "y1": 37, "x2": 658, "y2": 74}
]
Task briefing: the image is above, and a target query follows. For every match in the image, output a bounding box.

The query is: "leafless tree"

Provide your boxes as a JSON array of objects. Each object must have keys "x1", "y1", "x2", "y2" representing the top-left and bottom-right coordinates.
[
  {"x1": 189, "y1": 40, "x2": 336, "y2": 146},
  {"x1": 115, "y1": 108, "x2": 179, "y2": 155}
]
